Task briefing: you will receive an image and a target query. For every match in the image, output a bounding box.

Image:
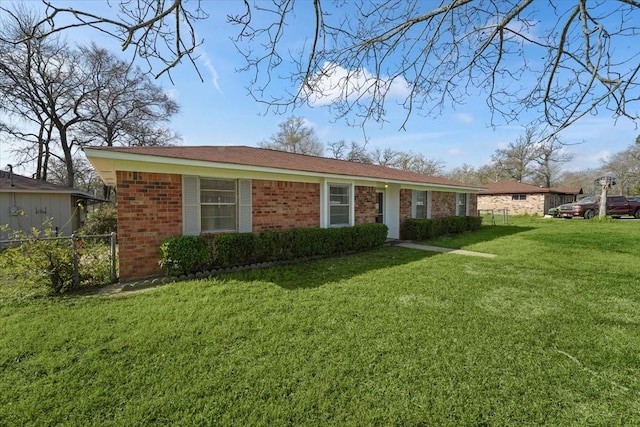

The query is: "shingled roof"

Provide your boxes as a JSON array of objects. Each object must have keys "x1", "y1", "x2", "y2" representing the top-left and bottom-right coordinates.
[
  {"x1": 0, "y1": 171, "x2": 102, "y2": 200},
  {"x1": 479, "y1": 180, "x2": 582, "y2": 195},
  {"x1": 85, "y1": 145, "x2": 484, "y2": 190}
]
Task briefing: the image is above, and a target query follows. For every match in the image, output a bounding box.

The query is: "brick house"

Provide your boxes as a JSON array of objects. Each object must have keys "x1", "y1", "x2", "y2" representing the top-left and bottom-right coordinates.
[
  {"x1": 84, "y1": 146, "x2": 483, "y2": 280},
  {"x1": 477, "y1": 180, "x2": 582, "y2": 216}
]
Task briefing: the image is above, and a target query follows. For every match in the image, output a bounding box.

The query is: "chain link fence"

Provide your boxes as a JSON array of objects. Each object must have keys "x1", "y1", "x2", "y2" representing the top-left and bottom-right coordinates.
[
  {"x1": 477, "y1": 209, "x2": 509, "y2": 225},
  {"x1": 0, "y1": 232, "x2": 118, "y2": 289}
]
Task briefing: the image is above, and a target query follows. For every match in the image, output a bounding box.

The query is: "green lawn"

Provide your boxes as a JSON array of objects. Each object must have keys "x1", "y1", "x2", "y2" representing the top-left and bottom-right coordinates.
[{"x1": 1, "y1": 217, "x2": 639, "y2": 426}]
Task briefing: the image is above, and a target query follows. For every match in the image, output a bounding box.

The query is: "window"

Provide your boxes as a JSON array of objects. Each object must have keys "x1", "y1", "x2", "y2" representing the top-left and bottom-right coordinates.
[
  {"x1": 413, "y1": 190, "x2": 427, "y2": 219},
  {"x1": 329, "y1": 184, "x2": 351, "y2": 226},
  {"x1": 200, "y1": 179, "x2": 237, "y2": 232},
  {"x1": 512, "y1": 194, "x2": 527, "y2": 201},
  {"x1": 456, "y1": 193, "x2": 468, "y2": 216}
]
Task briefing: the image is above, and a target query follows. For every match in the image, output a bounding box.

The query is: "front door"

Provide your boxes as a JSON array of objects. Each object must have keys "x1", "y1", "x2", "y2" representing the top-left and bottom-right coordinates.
[{"x1": 376, "y1": 191, "x2": 384, "y2": 223}]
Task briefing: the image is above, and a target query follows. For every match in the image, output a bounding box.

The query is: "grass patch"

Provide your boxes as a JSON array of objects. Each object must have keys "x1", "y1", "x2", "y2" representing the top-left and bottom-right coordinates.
[{"x1": 1, "y1": 217, "x2": 640, "y2": 425}]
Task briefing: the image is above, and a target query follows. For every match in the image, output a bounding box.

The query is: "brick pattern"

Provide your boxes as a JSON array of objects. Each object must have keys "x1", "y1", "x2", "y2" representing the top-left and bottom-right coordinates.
[
  {"x1": 252, "y1": 180, "x2": 320, "y2": 231},
  {"x1": 469, "y1": 194, "x2": 478, "y2": 216},
  {"x1": 431, "y1": 192, "x2": 457, "y2": 219},
  {"x1": 400, "y1": 189, "x2": 412, "y2": 222},
  {"x1": 116, "y1": 171, "x2": 182, "y2": 280},
  {"x1": 477, "y1": 194, "x2": 545, "y2": 215},
  {"x1": 354, "y1": 186, "x2": 377, "y2": 225}
]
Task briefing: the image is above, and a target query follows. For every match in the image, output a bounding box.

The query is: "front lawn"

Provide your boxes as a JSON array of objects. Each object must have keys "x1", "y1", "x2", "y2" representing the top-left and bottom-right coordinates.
[{"x1": 1, "y1": 217, "x2": 639, "y2": 425}]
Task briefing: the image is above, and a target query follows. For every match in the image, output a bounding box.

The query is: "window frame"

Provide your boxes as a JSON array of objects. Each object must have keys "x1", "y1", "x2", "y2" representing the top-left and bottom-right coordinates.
[
  {"x1": 412, "y1": 190, "x2": 428, "y2": 219},
  {"x1": 328, "y1": 183, "x2": 352, "y2": 227},
  {"x1": 199, "y1": 178, "x2": 238, "y2": 233},
  {"x1": 511, "y1": 194, "x2": 527, "y2": 201},
  {"x1": 456, "y1": 193, "x2": 469, "y2": 216}
]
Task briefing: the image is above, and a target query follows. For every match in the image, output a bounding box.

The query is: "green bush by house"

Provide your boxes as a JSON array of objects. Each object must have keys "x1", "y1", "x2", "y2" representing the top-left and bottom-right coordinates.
[
  {"x1": 159, "y1": 223, "x2": 388, "y2": 276},
  {"x1": 159, "y1": 235, "x2": 214, "y2": 276},
  {"x1": 400, "y1": 215, "x2": 482, "y2": 240}
]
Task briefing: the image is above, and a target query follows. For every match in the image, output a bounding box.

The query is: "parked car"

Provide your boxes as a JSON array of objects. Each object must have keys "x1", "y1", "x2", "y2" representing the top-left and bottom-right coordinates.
[
  {"x1": 627, "y1": 196, "x2": 640, "y2": 203},
  {"x1": 557, "y1": 195, "x2": 640, "y2": 219}
]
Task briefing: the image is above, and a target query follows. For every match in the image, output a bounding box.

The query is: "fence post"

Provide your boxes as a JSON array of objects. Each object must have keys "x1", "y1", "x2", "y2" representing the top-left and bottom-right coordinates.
[
  {"x1": 110, "y1": 232, "x2": 117, "y2": 283},
  {"x1": 72, "y1": 234, "x2": 80, "y2": 288}
]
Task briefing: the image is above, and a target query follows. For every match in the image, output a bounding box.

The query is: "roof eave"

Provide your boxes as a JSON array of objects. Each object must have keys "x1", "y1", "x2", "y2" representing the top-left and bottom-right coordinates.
[{"x1": 84, "y1": 148, "x2": 484, "y2": 193}]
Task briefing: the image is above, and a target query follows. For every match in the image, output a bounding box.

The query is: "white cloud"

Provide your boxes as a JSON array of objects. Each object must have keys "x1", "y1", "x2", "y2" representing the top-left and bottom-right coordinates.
[
  {"x1": 448, "y1": 148, "x2": 463, "y2": 156},
  {"x1": 455, "y1": 113, "x2": 474, "y2": 124},
  {"x1": 587, "y1": 150, "x2": 611, "y2": 163},
  {"x1": 303, "y1": 62, "x2": 411, "y2": 107}
]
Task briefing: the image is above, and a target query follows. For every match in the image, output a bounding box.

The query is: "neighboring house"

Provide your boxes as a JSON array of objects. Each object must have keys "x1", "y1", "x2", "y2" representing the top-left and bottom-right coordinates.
[
  {"x1": 0, "y1": 170, "x2": 102, "y2": 241},
  {"x1": 84, "y1": 145, "x2": 484, "y2": 280},
  {"x1": 477, "y1": 181, "x2": 582, "y2": 215}
]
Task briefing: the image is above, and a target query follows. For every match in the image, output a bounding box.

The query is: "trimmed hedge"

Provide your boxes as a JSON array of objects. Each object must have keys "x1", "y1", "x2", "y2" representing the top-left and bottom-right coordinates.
[
  {"x1": 159, "y1": 223, "x2": 388, "y2": 276},
  {"x1": 159, "y1": 235, "x2": 214, "y2": 276},
  {"x1": 400, "y1": 216, "x2": 482, "y2": 241}
]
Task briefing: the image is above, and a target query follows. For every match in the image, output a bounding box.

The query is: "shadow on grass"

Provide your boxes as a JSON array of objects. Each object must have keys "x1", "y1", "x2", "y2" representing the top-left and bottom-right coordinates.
[
  {"x1": 419, "y1": 225, "x2": 535, "y2": 249},
  {"x1": 213, "y1": 246, "x2": 438, "y2": 290}
]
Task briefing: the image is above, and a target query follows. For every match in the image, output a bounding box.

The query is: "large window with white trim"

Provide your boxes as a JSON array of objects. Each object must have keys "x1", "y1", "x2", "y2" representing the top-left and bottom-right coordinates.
[
  {"x1": 329, "y1": 184, "x2": 351, "y2": 226},
  {"x1": 413, "y1": 190, "x2": 428, "y2": 219},
  {"x1": 200, "y1": 178, "x2": 237, "y2": 232}
]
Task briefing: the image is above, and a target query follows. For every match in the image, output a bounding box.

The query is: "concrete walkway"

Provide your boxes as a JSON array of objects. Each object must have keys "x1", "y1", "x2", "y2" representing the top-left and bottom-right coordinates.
[{"x1": 394, "y1": 242, "x2": 497, "y2": 258}]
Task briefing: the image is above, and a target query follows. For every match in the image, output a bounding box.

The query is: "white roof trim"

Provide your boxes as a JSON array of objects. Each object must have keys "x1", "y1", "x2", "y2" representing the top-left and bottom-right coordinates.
[{"x1": 84, "y1": 148, "x2": 482, "y2": 193}]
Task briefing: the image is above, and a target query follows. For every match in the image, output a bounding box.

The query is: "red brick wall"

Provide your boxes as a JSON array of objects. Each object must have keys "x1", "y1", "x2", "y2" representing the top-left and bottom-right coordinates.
[
  {"x1": 116, "y1": 171, "x2": 182, "y2": 280},
  {"x1": 400, "y1": 189, "x2": 412, "y2": 222},
  {"x1": 252, "y1": 180, "x2": 320, "y2": 231},
  {"x1": 431, "y1": 191, "x2": 457, "y2": 219},
  {"x1": 354, "y1": 186, "x2": 377, "y2": 225},
  {"x1": 469, "y1": 194, "x2": 478, "y2": 216}
]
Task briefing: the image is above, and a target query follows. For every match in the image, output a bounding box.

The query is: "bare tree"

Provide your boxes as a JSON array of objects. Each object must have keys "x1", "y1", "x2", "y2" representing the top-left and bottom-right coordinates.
[
  {"x1": 396, "y1": 152, "x2": 445, "y2": 176},
  {"x1": 1, "y1": 7, "x2": 182, "y2": 189},
  {"x1": 77, "y1": 44, "x2": 181, "y2": 148},
  {"x1": 23, "y1": 0, "x2": 209, "y2": 82},
  {"x1": 13, "y1": 1, "x2": 640, "y2": 138},
  {"x1": 327, "y1": 140, "x2": 373, "y2": 163},
  {"x1": 446, "y1": 163, "x2": 479, "y2": 184},
  {"x1": 370, "y1": 147, "x2": 445, "y2": 175},
  {"x1": 259, "y1": 116, "x2": 324, "y2": 156},
  {"x1": 531, "y1": 138, "x2": 575, "y2": 188},
  {"x1": 0, "y1": 5, "x2": 58, "y2": 180},
  {"x1": 602, "y1": 143, "x2": 640, "y2": 195},
  {"x1": 491, "y1": 127, "x2": 539, "y2": 182},
  {"x1": 47, "y1": 156, "x2": 103, "y2": 196},
  {"x1": 0, "y1": 8, "x2": 93, "y2": 187},
  {"x1": 475, "y1": 163, "x2": 512, "y2": 185},
  {"x1": 557, "y1": 168, "x2": 602, "y2": 196}
]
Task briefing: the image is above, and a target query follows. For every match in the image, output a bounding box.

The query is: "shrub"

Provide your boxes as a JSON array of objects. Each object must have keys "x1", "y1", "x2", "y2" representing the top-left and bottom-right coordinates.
[
  {"x1": 78, "y1": 239, "x2": 113, "y2": 286},
  {"x1": 78, "y1": 205, "x2": 117, "y2": 235},
  {"x1": 159, "y1": 236, "x2": 213, "y2": 276},
  {"x1": 160, "y1": 224, "x2": 388, "y2": 276},
  {"x1": 219, "y1": 224, "x2": 389, "y2": 271},
  {"x1": 400, "y1": 216, "x2": 482, "y2": 240},
  {"x1": 0, "y1": 222, "x2": 75, "y2": 294}
]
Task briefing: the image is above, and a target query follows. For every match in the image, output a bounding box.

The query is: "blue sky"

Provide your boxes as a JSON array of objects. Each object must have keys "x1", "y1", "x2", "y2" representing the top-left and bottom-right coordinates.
[{"x1": 2, "y1": 1, "x2": 638, "y2": 177}]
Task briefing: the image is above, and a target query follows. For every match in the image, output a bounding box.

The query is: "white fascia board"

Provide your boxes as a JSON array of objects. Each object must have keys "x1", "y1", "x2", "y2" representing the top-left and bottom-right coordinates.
[{"x1": 83, "y1": 148, "x2": 483, "y2": 193}]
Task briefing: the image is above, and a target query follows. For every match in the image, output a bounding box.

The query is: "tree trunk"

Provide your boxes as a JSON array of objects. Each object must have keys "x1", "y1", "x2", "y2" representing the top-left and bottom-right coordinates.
[{"x1": 598, "y1": 179, "x2": 608, "y2": 218}]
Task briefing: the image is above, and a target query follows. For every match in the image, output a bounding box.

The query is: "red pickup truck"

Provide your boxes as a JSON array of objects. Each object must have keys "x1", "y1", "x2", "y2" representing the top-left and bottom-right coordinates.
[{"x1": 557, "y1": 195, "x2": 640, "y2": 219}]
